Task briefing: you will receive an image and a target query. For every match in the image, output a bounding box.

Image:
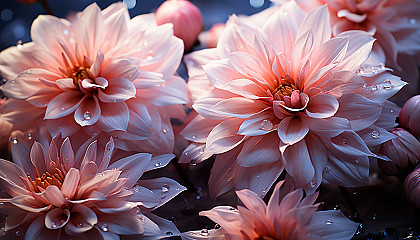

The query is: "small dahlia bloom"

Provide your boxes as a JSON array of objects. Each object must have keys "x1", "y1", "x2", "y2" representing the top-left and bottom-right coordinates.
[
  {"x1": 0, "y1": 2, "x2": 188, "y2": 152},
  {"x1": 156, "y1": 0, "x2": 203, "y2": 51},
  {"x1": 0, "y1": 134, "x2": 185, "y2": 239},
  {"x1": 399, "y1": 95, "x2": 420, "y2": 137},
  {"x1": 378, "y1": 128, "x2": 420, "y2": 176},
  {"x1": 181, "y1": 2, "x2": 405, "y2": 198},
  {"x1": 182, "y1": 181, "x2": 358, "y2": 240},
  {"x1": 405, "y1": 168, "x2": 420, "y2": 209},
  {"x1": 0, "y1": 99, "x2": 13, "y2": 150}
]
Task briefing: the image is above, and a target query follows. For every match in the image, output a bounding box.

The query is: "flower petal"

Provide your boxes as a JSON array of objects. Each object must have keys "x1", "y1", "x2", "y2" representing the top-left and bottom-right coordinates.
[
  {"x1": 65, "y1": 204, "x2": 98, "y2": 235},
  {"x1": 74, "y1": 96, "x2": 101, "y2": 126},
  {"x1": 308, "y1": 210, "x2": 358, "y2": 240},
  {"x1": 97, "y1": 101, "x2": 129, "y2": 132},
  {"x1": 206, "y1": 118, "x2": 246, "y2": 154},
  {"x1": 211, "y1": 97, "x2": 269, "y2": 118},
  {"x1": 45, "y1": 208, "x2": 70, "y2": 229},
  {"x1": 61, "y1": 168, "x2": 80, "y2": 200},
  {"x1": 97, "y1": 78, "x2": 136, "y2": 103},
  {"x1": 237, "y1": 133, "x2": 281, "y2": 167},
  {"x1": 277, "y1": 116, "x2": 309, "y2": 145},
  {"x1": 137, "y1": 177, "x2": 186, "y2": 209},
  {"x1": 107, "y1": 153, "x2": 152, "y2": 189},
  {"x1": 305, "y1": 94, "x2": 339, "y2": 119},
  {"x1": 44, "y1": 91, "x2": 84, "y2": 120}
]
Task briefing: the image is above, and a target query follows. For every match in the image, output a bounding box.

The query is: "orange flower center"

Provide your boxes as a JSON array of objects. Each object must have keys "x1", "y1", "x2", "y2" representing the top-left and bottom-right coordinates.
[
  {"x1": 256, "y1": 236, "x2": 276, "y2": 240},
  {"x1": 72, "y1": 66, "x2": 91, "y2": 86},
  {"x1": 27, "y1": 172, "x2": 65, "y2": 193},
  {"x1": 273, "y1": 84, "x2": 297, "y2": 101}
]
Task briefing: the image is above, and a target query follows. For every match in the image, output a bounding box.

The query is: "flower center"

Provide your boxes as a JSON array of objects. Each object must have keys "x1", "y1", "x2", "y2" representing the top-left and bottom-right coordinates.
[
  {"x1": 27, "y1": 171, "x2": 65, "y2": 193},
  {"x1": 257, "y1": 236, "x2": 276, "y2": 240},
  {"x1": 72, "y1": 67, "x2": 91, "y2": 86},
  {"x1": 273, "y1": 84, "x2": 297, "y2": 101}
]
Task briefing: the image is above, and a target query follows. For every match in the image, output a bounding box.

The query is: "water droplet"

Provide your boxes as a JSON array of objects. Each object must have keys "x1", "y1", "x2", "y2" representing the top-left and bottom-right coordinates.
[
  {"x1": 134, "y1": 184, "x2": 141, "y2": 192},
  {"x1": 10, "y1": 80, "x2": 15, "y2": 84},
  {"x1": 163, "y1": 128, "x2": 168, "y2": 133},
  {"x1": 372, "y1": 214, "x2": 376, "y2": 220},
  {"x1": 357, "y1": 66, "x2": 365, "y2": 74},
  {"x1": 229, "y1": 207, "x2": 236, "y2": 210},
  {"x1": 379, "y1": 63, "x2": 385, "y2": 69},
  {"x1": 383, "y1": 80, "x2": 392, "y2": 89},
  {"x1": 184, "y1": 151, "x2": 189, "y2": 156},
  {"x1": 371, "y1": 67, "x2": 378, "y2": 74},
  {"x1": 192, "y1": 134, "x2": 196, "y2": 139},
  {"x1": 101, "y1": 224, "x2": 108, "y2": 231},
  {"x1": 11, "y1": 137, "x2": 18, "y2": 144},
  {"x1": 166, "y1": 232, "x2": 173, "y2": 235},
  {"x1": 215, "y1": 224, "x2": 221, "y2": 229},
  {"x1": 260, "y1": 119, "x2": 273, "y2": 131},
  {"x1": 24, "y1": 133, "x2": 32, "y2": 140},
  {"x1": 199, "y1": 148, "x2": 204, "y2": 154},
  {"x1": 83, "y1": 111, "x2": 91, "y2": 120},
  {"x1": 200, "y1": 229, "x2": 209, "y2": 236},
  {"x1": 138, "y1": 215, "x2": 145, "y2": 223},
  {"x1": 371, "y1": 130, "x2": 380, "y2": 138},
  {"x1": 325, "y1": 219, "x2": 333, "y2": 225},
  {"x1": 161, "y1": 184, "x2": 170, "y2": 193},
  {"x1": 61, "y1": 107, "x2": 65, "y2": 110},
  {"x1": 355, "y1": 160, "x2": 359, "y2": 163},
  {"x1": 390, "y1": 109, "x2": 394, "y2": 113},
  {"x1": 146, "y1": 55, "x2": 154, "y2": 61},
  {"x1": 363, "y1": 83, "x2": 367, "y2": 87},
  {"x1": 325, "y1": 166, "x2": 331, "y2": 172},
  {"x1": 160, "y1": 195, "x2": 166, "y2": 200},
  {"x1": 190, "y1": 160, "x2": 196, "y2": 166},
  {"x1": 154, "y1": 161, "x2": 161, "y2": 167},
  {"x1": 113, "y1": 99, "x2": 117, "y2": 103},
  {"x1": 16, "y1": 40, "x2": 22, "y2": 49},
  {"x1": 52, "y1": 222, "x2": 57, "y2": 228},
  {"x1": 77, "y1": 223, "x2": 83, "y2": 228},
  {"x1": 371, "y1": 85, "x2": 378, "y2": 91},
  {"x1": 410, "y1": 18, "x2": 417, "y2": 24},
  {"x1": 310, "y1": 180, "x2": 317, "y2": 188},
  {"x1": 342, "y1": 138, "x2": 347, "y2": 144},
  {"x1": 15, "y1": 230, "x2": 20, "y2": 236}
]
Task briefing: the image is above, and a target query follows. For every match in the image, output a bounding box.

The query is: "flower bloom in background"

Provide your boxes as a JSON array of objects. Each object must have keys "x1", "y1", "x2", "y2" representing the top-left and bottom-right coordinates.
[
  {"x1": 0, "y1": 134, "x2": 185, "y2": 239},
  {"x1": 181, "y1": 2, "x2": 405, "y2": 198},
  {"x1": 294, "y1": 0, "x2": 420, "y2": 99},
  {"x1": 399, "y1": 95, "x2": 420, "y2": 137},
  {"x1": 199, "y1": 23, "x2": 225, "y2": 48},
  {"x1": 0, "y1": 2, "x2": 188, "y2": 154},
  {"x1": 0, "y1": 99, "x2": 13, "y2": 151},
  {"x1": 405, "y1": 168, "x2": 420, "y2": 209},
  {"x1": 156, "y1": 0, "x2": 203, "y2": 51},
  {"x1": 182, "y1": 180, "x2": 358, "y2": 240},
  {"x1": 378, "y1": 128, "x2": 420, "y2": 176}
]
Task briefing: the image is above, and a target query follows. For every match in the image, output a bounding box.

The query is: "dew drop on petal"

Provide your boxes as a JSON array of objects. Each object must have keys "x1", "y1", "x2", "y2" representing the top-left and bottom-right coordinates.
[
  {"x1": 160, "y1": 195, "x2": 166, "y2": 200},
  {"x1": 192, "y1": 134, "x2": 196, "y2": 139},
  {"x1": 16, "y1": 40, "x2": 22, "y2": 49},
  {"x1": 134, "y1": 184, "x2": 141, "y2": 192},
  {"x1": 24, "y1": 133, "x2": 32, "y2": 140},
  {"x1": 371, "y1": 130, "x2": 380, "y2": 138},
  {"x1": 310, "y1": 180, "x2": 316, "y2": 188},
  {"x1": 154, "y1": 161, "x2": 161, "y2": 167},
  {"x1": 342, "y1": 138, "x2": 347, "y2": 144},
  {"x1": 200, "y1": 229, "x2": 209, "y2": 236},
  {"x1": 146, "y1": 55, "x2": 154, "y2": 61},
  {"x1": 410, "y1": 18, "x2": 416, "y2": 24},
  {"x1": 260, "y1": 119, "x2": 273, "y2": 131},
  {"x1": 357, "y1": 66, "x2": 365, "y2": 74},
  {"x1": 101, "y1": 224, "x2": 108, "y2": 232},
  {"x1": 163, "y1": 128, "x2": 168, "y2": 133},
  {"x1": 199, "y1": 148, "x2": 204, "y2": 154},
  {"x1": 371, "y1": 85, "x2": 378, "y2": 91},
  {"x1": 15, "y1": 231, "x2": 20, "y2": 236},
  {"x1": 325, "y1": 166, "x2": 331, "y2": 172},
  {"x1": 383, "y1": 80, "x2": 392, "y2": 89},
  {"x1": 166, "y1": 232, "x2": 173, "y2": 236},
  {"x1": 325, "y1": 219, "x2": 333, "y2": 225},
  {"x1": 77, "y1": 223, "x2": 83, "y2": 228},
  {"x1": 363, "y1": 83, "x2": 367, "y2": 87},
  {"x1": 390, "y1": 109, "x2": 394, "y2": 113},
  {"x1": 161, "y1": 184, "x2": 170, "y2": 193},
  {"x1": 379, "y1": 63, "x2": 385, "y2": 69},
  {"x1": 229, "y1": 207, "x2": 236, "y2": 210},
  {"x1": 190, "y1": 160, "x2": 196, "y2": 166},
  {"x1": 11, "y1": 137, "x2": 18, "y2": 144},
  {"x1": 83, "y1": 111, "x2": 91, "y2": 120}
]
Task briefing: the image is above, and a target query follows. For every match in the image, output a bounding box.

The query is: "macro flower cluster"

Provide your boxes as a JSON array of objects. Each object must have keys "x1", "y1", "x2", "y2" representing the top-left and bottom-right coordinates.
[{"x1": 0, "y1": 0, "x2": 419, "y2": 239}]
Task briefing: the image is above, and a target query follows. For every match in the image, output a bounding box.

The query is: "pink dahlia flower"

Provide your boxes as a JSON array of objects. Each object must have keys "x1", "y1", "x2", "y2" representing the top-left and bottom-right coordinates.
[
  {"x1": 182, "y1": 180, "x2": 358, "y2": 240},
  {"x1": 181, "y1": 2, "x2": 406, "y2": 198},
  {"x1": 0, "y1": 99, "x2": 13, "y2": 151},
  {"x1": 405, "y1": 168, "x2": 420, "y2": 209},
  {"x1": 0, "y1": 2, "x2": 188, "y2": 152},
  {"x1": 399, "y1": 95, "x2": 420, "y2": 137},
  {"x1": 0, "y1": 134, "x2": 186, "y2": 239}
]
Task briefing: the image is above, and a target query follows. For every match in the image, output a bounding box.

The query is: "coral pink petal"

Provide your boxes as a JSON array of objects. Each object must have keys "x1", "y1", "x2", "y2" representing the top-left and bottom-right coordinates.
[
  {"x1": 206, "y1": 118, "x2": 246, "y2": 154},
  {"x1": 41, "y1": 185, "x2": 66, "y2": 208},
  {"x1": 236, "y1": 189, "x2": 267, "y2": 217},
  {"x1": 44, "y1": 91, "x2": 84, "y2": 120},
  {"x1": 102, "y1": 59, "x2": 140, "y2": 82},
  {"x1": 60, "y1": 138, "x2": 75, "y2": 170},
  {"x1": 237, "y1": 132, "x2": 281, "y2": 167},
  {"x1": 10, "y1": 195, "x2": 49, "y2": 213},
  {"x1": 0, "y1": 159, "x2": 29, "y2": 188},
  {"x1": 277, "y1": 116, "x2": 309, "y2": 145},
  {"x1": 97, "y1": 102, "x2": 129, "y2": 132},
  {"x1": 61, "y1": 168, "x2": 80, "y2": 199},
  {"x1": 199, "y1": 206, "x2": 241, "y2": 233},
  {"x1": 203, "y1": 58, "x2": 247, "y2": 88}
]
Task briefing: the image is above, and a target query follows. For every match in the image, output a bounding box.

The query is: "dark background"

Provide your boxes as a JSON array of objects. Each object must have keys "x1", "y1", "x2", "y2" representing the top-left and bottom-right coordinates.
[{"x1": 0, "y1": 0, "x2": 272, "y2": 51}]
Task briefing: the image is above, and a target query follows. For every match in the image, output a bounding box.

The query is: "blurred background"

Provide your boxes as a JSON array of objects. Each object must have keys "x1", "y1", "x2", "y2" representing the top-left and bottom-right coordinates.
[{"x1": 0, "y1": 0, "x2": 272, "y2": 51}]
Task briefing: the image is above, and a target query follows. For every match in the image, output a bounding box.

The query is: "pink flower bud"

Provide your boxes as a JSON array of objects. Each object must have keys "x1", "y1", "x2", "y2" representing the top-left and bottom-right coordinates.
[
  {"x1": 156, "y1": 0, "x2": 203, "y2": 51},
  {"x1": 378, "y1": 128, "x2": 420, "y2": 176},
  {"x1": 199, "y1": 23, "x2": 225, "y2": 48},
  {"x1": 405, "y1": 168, "x2": 420, "y2": 208},
  {"x1": 399, "y1": 95, "x2": 420, "y2": 137}
]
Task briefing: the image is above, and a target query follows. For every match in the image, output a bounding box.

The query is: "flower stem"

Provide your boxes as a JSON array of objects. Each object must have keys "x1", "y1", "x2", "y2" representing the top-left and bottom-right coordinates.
[
  {"x1": 39, "y1": 0, "x2": 53, "y2": 15},
  {"x1": 339, "y1": 186, "x2": 363, "y2": 224}
]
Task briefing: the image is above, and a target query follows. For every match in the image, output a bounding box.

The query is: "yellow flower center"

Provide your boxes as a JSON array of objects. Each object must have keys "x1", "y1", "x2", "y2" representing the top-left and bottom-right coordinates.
[
  {"x1": 27, "y1": 171, "x2": 65, "y2": 193},
  {"x1": 273, "y1": 84, "x2": 297, "y2": 101},
  {"x1": 72, "y1": 66, "x2": 91, "y2": 86}
]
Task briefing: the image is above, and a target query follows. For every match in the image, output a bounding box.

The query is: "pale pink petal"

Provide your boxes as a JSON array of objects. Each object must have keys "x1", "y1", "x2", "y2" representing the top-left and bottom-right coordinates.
[
  {"x1": 130, "y1": 186, "x2": 160, "y2": 209},
  {"x1": 89, "y1": 51, "x2": 104, "y2": 78},
  {"x1": 102, "y1": 59, "x2": 140, "y2": 82},
  {"x1": 357, "y1": 125, "x2": 395, "y2": 147},
  {"x1": 76, "y1": 2, "x2": 104, "y2": 58},
  {"x1": 61, "y1": 168, "x2": 80, "y2": 199},
  {"x1": 107, "y1": 153, "x2": 152, "y2": 188},
  {"x1": 102, "y1": 8, "x2": 129, "y2": 52},
  {"x1": 238, "y1": 111, "x2": 278, "y2": 136},
  {"x1": 236, "y1": 189, "x2": 267, "y2": 217},
  {"x1": 96, "y1": 210, "x2": 144, "y2": 235},
  {"x1": 237, "y1": 132, "x2": 281, "y2": 167},
  {"x1": 0, "y1": 159, "x2": 28, "y2": 188},
  {"x1": 298, "y1": 5, "x2": 331, "y2": 50},
  {"x1": 74, "y1": 96, "x2": 101, "y2": 126},
  {"x1": 178, "y1": 142, "x2": 213, "y2": 164},
  {"x1": 199, "y1": 206, "x2": 241, "y2": 234},
  {"x1": 44, "y1": 91, "x2": 84, "y2": 120},
  {"x1": 97, "y1": 78, "x2": 135, "y2": 103},
  {"x1": 224, "y1": 79, "x2": 268, "y2": 99},
  {"x1": 146, "y1": 154, "x2": 174, "y2": 171},
  {"x1": 137, "y1": 177, "x2": 186, "y2": 208},
  {"x1": 124, "y1": 101, "x2": 153, "y2": 140},
  {"x1": 10, "y1": 195, "x2": 49, "y2": 213},
  {"x1": 208, "y1": 145, "x2": 242, "y2": 199},
  {"x1": 41, "y1": 185, "x2": 66, "y2": 208},
  {"x1": 98, "y1": 137, "x2": 115, "y2": 172},
  {"x1": 203, "y1": 58, "x2": 247, "y2": 88},
  {"x1": 211, "y1": 97, "x2": 269, "y2": 118},
  {"x1": 324, "y1": 154, "x2": 369, "y2": 187},
  {"x1": 303, "y1": 116, "x2": 351, "y2": 138},
  {"x1": 138, "y1": 76, "x2": 189, "y2": 107},
  {"x1": 65, "y1": 204, "x2": 98, "y2": 235},
  {"x1": 0, "y1": 176, "x2": 29, "y2": 197},
  {"x1": 0, "y1": 43, "x2": 43, "y2": 80},
  {"x1": 132, "y1": 71, "x2": 164, "y2": 89},
  {"x1": 308, "y1": 210, "x2": 358, "y2": 239},
  {"x1": 277, "y1": 116, "x2": 309, "y2": 145},
  {"x1": 97, "y1": 101, "x2": 129, "y2": 132},
  {"x1": 282, "y1": 140, "x2": 315, "y2": 188},
  {"x1": 304, "y1": 133, "x2": 328, "y2": 191},
  {"x1": 206, "y1": 118, "x2": 246, "y2": 154},
  {"x1": 305, "y1": 94, "x2": 339, "y2": 119},
  {"x1": 45, "y1": 208, "x2": 70, "y2": 229},
  {"x1": 144, "y1": 213, "x2": 181, "y2": 238},
  {"x1": 80, "y1": 140, "x2": 98, "y2": 168},
  {"x1": 328, "y1": 131, "x2": 373, "y2": 157},
  {"x1": 291, "y1": 29, "x2": 314, "y2": 75},
  {"x1": 181, "y1": 114, "x2": 222, "y2": 142}
]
